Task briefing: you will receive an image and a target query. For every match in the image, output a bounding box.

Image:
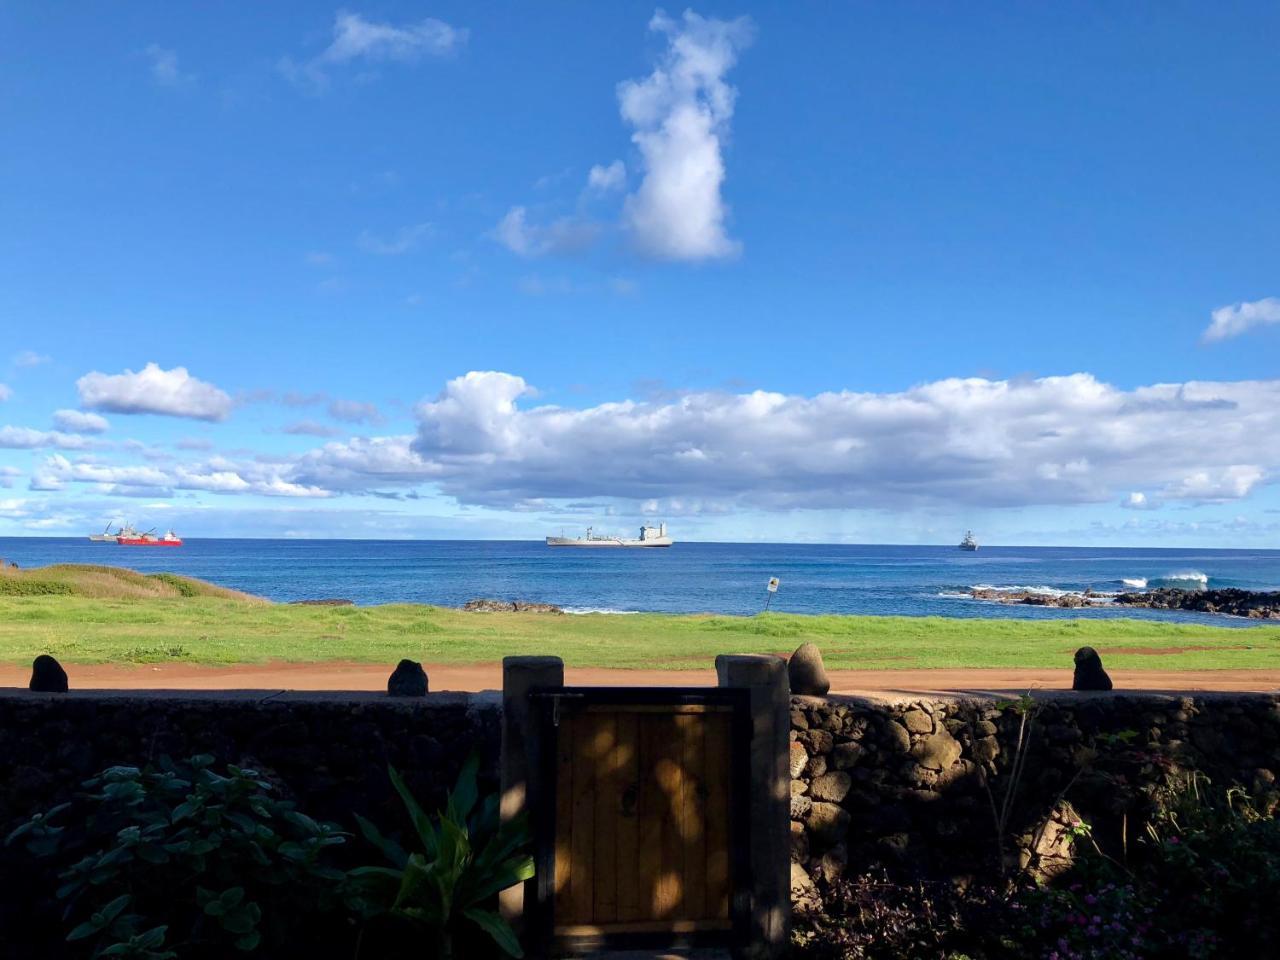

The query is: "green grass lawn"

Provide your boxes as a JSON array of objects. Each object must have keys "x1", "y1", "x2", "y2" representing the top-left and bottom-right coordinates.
[{"x1": 3, "y1": 595, "x2": 1280, "y2": 671}]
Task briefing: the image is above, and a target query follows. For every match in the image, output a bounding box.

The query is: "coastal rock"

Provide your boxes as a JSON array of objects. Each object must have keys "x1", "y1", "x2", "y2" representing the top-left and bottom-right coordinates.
[
  {"x1": 1115, "y1": 587, "x2": 1280, "y2": 619},
  {"x1": 970, "y1": 587, "x2": 1093, "y2": 608},
  {"x1": 29, "y1": 655, "x2": 68, "y2": 693},
  {"x1": 788, "y1": 642, "x2": 830, "y2": 696},
  {"x1": 462, "y1": 598, "x2": 564, "y2": 614},
  {"x1": 387, "y1": 659, "x2": 428, "y2": 697},
  {"x1": 1072, "y1": 647, "x2": 1113, "y2": 692},
  {"x1": 512, "y1": 601, "x2": 564, "y2": 614}
]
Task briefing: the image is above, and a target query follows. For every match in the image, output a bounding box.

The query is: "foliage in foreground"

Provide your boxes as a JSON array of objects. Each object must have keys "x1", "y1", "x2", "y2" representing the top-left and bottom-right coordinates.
[
  {"x1": 7, "y1": 755, "x2": 349, "y2": 959},
  {"x1": 793, "y1": 775, "x2": 1280, "y2": 960},
  {"x1": 349, "y1": 755, "x2": 534, "y2": 959}
]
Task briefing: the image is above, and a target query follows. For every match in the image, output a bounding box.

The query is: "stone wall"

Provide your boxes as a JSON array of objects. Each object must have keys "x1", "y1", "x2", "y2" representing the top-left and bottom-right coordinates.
[
  {"x1": 0, "y1": 689, "x2": 500, "y2": 956},
  {"x1": 789, "y1": 693, "x2": 1280, "y2": 907},
  {"x1": 0, "y1": 689, "x2": 500, "y2": 831}
]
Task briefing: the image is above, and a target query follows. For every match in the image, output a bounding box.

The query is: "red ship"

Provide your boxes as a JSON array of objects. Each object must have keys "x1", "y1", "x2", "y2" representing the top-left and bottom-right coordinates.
[{"x1": 117, "y1": 529, "x2": 183, "y2": 547}]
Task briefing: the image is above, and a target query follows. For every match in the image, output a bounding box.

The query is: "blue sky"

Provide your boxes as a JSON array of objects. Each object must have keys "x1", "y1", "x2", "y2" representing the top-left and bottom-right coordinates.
[{"x1": 1, "y1": 2, "x2": 1278, "y2": 544}]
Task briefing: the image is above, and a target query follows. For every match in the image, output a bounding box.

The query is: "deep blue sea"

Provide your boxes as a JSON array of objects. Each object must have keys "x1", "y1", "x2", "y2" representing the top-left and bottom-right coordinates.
[{"x1": 2, "y1": 538, "x2": 1279, "y2": 626}]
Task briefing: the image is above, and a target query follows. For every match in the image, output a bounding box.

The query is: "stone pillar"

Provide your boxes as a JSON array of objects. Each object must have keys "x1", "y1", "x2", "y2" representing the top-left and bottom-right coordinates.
[
  {"x1": 499, "y1": 656, "x2": 564, "y2": 925},
  {"x1": 717, "y1": 654, "x2": 791, "y2": 960}
]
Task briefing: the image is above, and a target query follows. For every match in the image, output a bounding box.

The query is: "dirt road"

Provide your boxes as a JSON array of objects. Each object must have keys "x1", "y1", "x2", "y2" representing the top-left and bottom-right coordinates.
[{"x1": 2, "y1": 660, "x2": 1277, "y2": 697}]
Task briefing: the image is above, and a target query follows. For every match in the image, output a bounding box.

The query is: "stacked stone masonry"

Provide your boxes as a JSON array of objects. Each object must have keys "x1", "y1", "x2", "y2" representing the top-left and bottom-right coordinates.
[{"x1": 789, "y1": 693, "x2": 1280, "y2": 911}]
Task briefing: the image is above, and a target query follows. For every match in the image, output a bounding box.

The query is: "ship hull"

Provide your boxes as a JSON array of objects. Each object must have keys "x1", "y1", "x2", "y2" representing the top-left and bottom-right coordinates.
[
  {"x1": 959, "y1": 544, "x2": 978, "y2": 551},
  {"x1": 88, "y1": 535, "x2": 117, "y2": 543},
  {"x1": 117, "y1": 539, "x2": 183, "y2": 547},
  {"x1": 545, "y1": 537, "x2": 672, "y2": 548}
]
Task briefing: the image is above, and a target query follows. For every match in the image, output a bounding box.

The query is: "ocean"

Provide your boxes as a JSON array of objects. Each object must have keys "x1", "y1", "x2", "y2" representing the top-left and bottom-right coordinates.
[{"x1": 3, "y1": 538, "x2": 1279, "y2": 626}]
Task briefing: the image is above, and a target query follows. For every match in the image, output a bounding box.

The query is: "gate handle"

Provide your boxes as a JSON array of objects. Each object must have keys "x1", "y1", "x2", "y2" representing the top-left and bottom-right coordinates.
[{"x1": 544, "y1": 691, "x2": 585, "y2": 727}]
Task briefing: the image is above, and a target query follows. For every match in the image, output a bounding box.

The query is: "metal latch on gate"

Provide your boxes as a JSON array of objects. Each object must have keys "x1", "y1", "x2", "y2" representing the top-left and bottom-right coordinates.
[{"x1": 546, "y1": 691, "x2": 584, "y2": 728}]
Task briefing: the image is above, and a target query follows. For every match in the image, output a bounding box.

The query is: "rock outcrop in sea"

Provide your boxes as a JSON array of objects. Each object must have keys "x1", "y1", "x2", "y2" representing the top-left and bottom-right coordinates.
[
  {"x1": 1114, "y1": 587, "x2": 1280, "y2": 619},
  {"x1": 462, "y1": 598, "x2": 564, "y2": 614},
  {"x1": 969, "y1": 587, "x2": 1102, "y2": 608}
]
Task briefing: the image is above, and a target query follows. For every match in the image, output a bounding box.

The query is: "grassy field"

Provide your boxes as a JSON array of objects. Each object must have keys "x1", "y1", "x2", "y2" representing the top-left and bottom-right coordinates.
[{"x1": 1, "y1": 566, "x2": 1279, "y2": 671}]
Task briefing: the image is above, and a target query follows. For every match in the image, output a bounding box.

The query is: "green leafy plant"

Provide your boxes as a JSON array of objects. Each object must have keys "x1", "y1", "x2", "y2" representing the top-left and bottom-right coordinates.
[
  {"x1": 350, "y1": 755, "x2": 534, "y2": 959},
  {"x1": 6, "y1": 754, "x2": 349, "y2": 958}
]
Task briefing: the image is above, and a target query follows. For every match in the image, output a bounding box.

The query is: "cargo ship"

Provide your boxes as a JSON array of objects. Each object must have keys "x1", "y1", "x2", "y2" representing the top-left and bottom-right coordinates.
[
  {"x1": 117, "y1": 528, "x2": 183, "y2": 547},
  {"x1": 546, "y1": 522, "x2": 672, "y2": 548}
]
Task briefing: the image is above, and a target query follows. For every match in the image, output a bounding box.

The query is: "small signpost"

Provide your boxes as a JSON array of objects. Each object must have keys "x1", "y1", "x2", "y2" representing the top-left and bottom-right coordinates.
[{"x1": 763, "y1": 576, "x2": 780, "y2": 612}]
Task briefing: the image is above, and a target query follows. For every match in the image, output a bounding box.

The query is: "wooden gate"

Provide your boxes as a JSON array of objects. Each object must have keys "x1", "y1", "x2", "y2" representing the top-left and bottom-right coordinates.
[{"x1": 530, "y1": 687, "x2": 751, "y2": 953}]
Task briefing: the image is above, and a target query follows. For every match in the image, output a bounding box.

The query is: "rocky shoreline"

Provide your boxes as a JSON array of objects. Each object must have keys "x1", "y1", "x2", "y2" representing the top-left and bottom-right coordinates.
[
  {"x1": 969, "y1": 585, "x2": 1280, "y2": 619},
  {"x1": 969, "y1": 587, "x2": 1110, "y2": 608},
  {"x1": 1114, "y1": 587, "x2": 1280, "y2": 620}
]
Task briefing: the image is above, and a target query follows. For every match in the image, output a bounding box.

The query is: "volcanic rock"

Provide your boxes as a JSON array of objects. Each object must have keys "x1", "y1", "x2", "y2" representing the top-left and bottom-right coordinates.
[
  {"x1": 788, "y1": 642, "x2": 830, "y2": 696},
  {"x1": 29, "y1": 655, "x2": 68, "y2": 693},
  {"x1": 387, "y1": 659, "x2": 428, "y2": 697}
]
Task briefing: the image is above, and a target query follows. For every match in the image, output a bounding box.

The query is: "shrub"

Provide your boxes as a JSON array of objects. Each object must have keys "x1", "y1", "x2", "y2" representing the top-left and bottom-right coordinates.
[
  {"x1": 349, "y1": 755, "x2": 534, "y2": 959},
  {"x1": 6, "y1": 755, "x2": 350, "y2": 958}
]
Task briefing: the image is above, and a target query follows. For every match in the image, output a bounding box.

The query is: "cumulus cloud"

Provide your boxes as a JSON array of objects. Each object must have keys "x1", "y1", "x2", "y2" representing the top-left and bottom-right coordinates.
[
  {"x1": 0, "y1": 426, "x2": 89, "y2": 450},
  {"x1": 0, "y1": 384, "x2": 10, "y2": 402},
  {"x1": 493, "y1": 207, "x2": 598, "y2": 258},
  {"x1": 357, "y1": 222, "x2": 433, "y2": 255},
  {"x1": 587, "y1": 160, "x2": 627, "y2": 192},
  {"x1": 277, "y1": 371, "x2": 1280, "y2": 511},
  {"x1": 34, "y1": 453, "x2": 329, "y2": 500},
  {"x1": 77, "y1": 363, "x2": 232, "y2": 422},
  {"x1": 282, "y1": 11, "x2": 467, "y2": 90},
  {"x1": 0, "y1": 466, "x2": 20, "y2": 488},
  {"x1": 617, "y1": 10, "x2": 754, "y2": 260},
  {"x1": 1204, "y1": 297, "x2": 1280, "y2": 342},
  {"x1": 53, "y1": 409, "x2": 110, "y2": 434}
]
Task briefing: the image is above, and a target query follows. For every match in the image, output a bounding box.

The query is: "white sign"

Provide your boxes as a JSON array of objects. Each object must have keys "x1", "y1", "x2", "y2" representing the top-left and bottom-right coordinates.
[{"x1": 766, "y1": 577, "x2": 780, "y2": 593}]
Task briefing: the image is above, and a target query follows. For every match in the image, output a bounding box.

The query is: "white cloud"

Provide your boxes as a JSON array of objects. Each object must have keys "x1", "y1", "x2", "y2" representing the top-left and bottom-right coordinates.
[
  {"x1": 617, "y1": 10, "x2": 754, "y2": 260},
  {"x1": 327, "y1": 399, "x2": 384, "y2": 425},
  {"x1": 34, "y1": 453, "x2": 329, "y2": 499},
  {"x1": 1121, "y1": 491, "x2": 1158, "y2": 510},
  {"x1": 357, "y1": 222, "x2": 433, "y2": 255},
  {"x1": 77, "y1": 363, "x2": 233, "y2": 421},
  {"x1": 1203, "y1": 297, "x2": 1280, "y2": 342},
  {"x1": 0, "y1": 384, "x2": 10, "y2": 402},
  {"x1": 0, "y1": 426, "x2": 89, "y2": 450},
  {"x1": 145, "y1": 44, "x2": 192, "y2": 86},
  {"x1": 0, "y1": 466, "x2": 20, "y2": 488},
  {"x1": 12, "y1": 350, "x2": 50, "y2": 368},
  {"x1": 283, "y1": 370, "x2": 1280, "y2": 512},
  {"x1": 53, "y1": 409, "x2": 110, "y2": 434},
  {"x1": 587, "y1": 160, "x2": 627, "y2": 192},
  {"x1": 282, "y1": 11, "x2": 467, "y2": 90},
  {"x1": 1162, "y1": 465, "x2": 1263, "y2": 502},
  {"x1": 493, "y1": 207, "x2": 598, "y2": 258},
  {"x1": 284, "y1": 420, "x2": 345, "y2": 438}
]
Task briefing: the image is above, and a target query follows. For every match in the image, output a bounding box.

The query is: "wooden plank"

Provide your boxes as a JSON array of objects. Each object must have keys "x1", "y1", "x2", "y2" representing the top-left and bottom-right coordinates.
[
  {"x1": 654, "y1": 713, "x2": 684, "y2": 918},
  {"x1": 677, "y1": 712, "x2": 708, "y2": 919},
  {"x1": 583, "y1": 703, "x2": 734, "y2": 714},
  {"x1": 615, "y1": 711, "x2": 642, "y2": 923},
  {"x1": 636, "y1": 712, "x2": 665, "y2": 921},
  {"x1": 591, "y1": 712, "x2": 619, "y2": 923},
  {"x1": 554, "y1": 919, "x2": 734, "y2": 936},
  {"x1": 702, "y1": 712, "x2": 731, "y2": 920},
  {"x1": 568, "y1": 710, "x2": 595, "y2": 923},
  {"x1": 553, "y1": 713, "x2": 575, "y2": 923}
]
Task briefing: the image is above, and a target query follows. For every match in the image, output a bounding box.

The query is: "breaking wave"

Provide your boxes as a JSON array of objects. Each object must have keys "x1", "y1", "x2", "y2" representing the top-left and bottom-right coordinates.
[
  {"x1": 1121, "y1": 577, "x2": 1148, "y2": 589},
  {"x1": 1156, "y1": 570, "x2": 1210, "y2": 588},
  {"x1": 562, "y1": 606, "x2": 641, "y2": 615}
]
